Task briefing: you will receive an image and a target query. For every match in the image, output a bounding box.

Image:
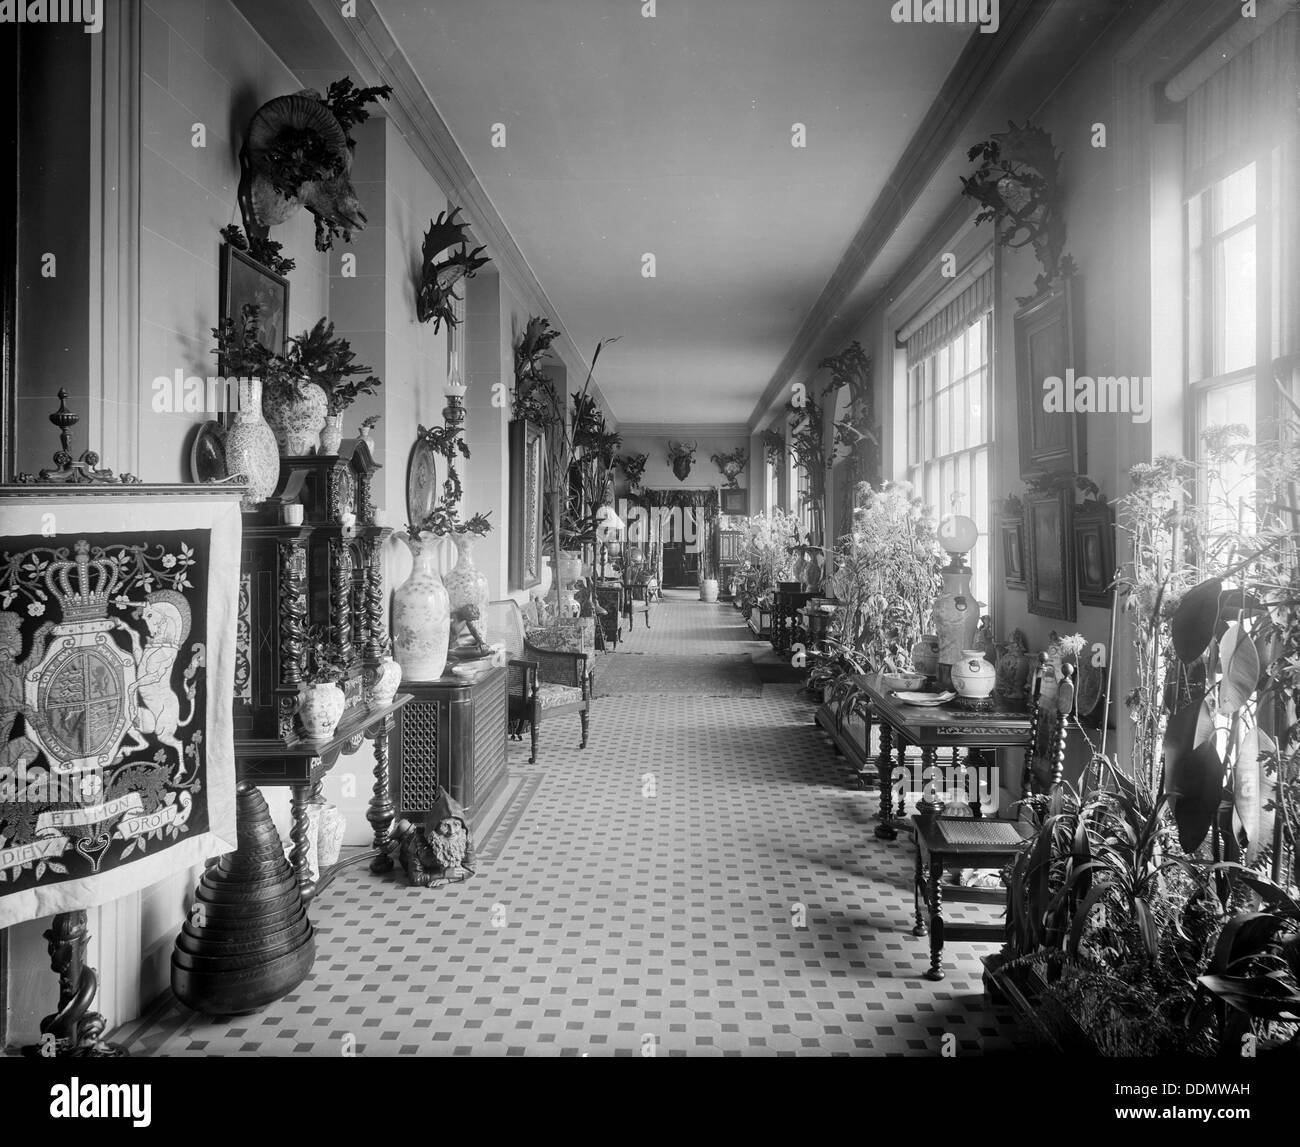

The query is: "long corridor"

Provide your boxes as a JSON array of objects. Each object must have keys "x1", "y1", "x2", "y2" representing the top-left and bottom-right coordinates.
[{"x1": 119, "y1": 595, "x2": 1022, "y2": 1056}]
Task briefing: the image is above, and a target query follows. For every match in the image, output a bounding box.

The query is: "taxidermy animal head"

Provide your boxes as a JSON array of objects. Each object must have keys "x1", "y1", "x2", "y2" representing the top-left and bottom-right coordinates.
[
  {"x1": 238, "y1": 88, "x2": 383, "y2": 253},
  {"x1": 710, "y1": 447, "x2": 748, "y2": 489},
  {"x1": 667, "y1": 440, "x2": 698, "y2": 482},
  {"x1": 417, "y1": 208, "x2": 491, "y2": 333}
]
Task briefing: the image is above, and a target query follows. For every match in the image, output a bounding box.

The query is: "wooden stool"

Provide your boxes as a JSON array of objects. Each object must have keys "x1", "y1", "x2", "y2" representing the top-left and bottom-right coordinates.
[{"x1": 911, "y1": 814, "x2": 1033, "y2": 981}]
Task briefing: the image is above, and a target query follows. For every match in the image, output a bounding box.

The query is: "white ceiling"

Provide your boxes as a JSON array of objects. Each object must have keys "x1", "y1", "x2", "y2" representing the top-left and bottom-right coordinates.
[{"x1": 375, "y1": 0, "x2": 972, "y2": 426}]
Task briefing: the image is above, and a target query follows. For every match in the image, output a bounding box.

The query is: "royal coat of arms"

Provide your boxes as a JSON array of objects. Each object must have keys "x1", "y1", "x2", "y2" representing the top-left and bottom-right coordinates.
[{"x1": 0, "y1": 528, "x2": 212, "y2": 896}]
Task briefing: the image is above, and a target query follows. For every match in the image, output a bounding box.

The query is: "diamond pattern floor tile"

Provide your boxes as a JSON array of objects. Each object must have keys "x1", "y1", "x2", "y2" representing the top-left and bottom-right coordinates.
[{"x1": 119, "y1": 595, "x2": 1029, "y2": 1057}]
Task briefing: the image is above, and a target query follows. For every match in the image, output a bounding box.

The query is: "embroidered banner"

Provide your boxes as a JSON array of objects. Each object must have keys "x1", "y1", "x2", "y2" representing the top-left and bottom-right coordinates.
[{"x1": 0, "y1": 491, "x2": 241, "y2": 928}]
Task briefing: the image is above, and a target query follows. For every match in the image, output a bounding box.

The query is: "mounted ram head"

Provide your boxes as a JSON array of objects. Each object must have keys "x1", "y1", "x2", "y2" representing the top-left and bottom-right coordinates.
[
  {"x1": 237, "y1": 80, "x2": 390, "y2": 253},
  {"x1": 667, "y1": 440, "x2": 698, "y2": 483},
  {"x1": 416, "y1": 208, "x2": 491, "y2": 333}
]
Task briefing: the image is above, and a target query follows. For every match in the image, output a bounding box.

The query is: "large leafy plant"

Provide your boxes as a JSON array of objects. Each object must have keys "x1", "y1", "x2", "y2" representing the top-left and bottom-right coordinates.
[{"x1": 828, "y1": 481, "x2": 942, "y2": 673}]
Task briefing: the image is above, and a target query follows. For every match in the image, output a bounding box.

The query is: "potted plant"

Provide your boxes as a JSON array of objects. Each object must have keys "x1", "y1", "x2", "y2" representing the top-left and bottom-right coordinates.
[
  {"x1": 828, "y1": 481, "x2": 942, "y2": 675},
  {"x1": 616, "y1": 452, "x2": 648, "y2": 494},
  {"x1": 289, "y1": 317, "x2": 382, "y2": 454},
  {"x1": 699, "y1": 554, "x2": 719, "y2": 603},
  {"x1": 300, "y1": 625, "x2": 349, "y2": 739}
]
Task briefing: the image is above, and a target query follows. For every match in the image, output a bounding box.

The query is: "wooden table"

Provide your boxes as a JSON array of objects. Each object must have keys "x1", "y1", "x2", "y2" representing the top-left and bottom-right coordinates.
[{"x1": 817, "y1": 677, "x2": 1034, "y2": 840}]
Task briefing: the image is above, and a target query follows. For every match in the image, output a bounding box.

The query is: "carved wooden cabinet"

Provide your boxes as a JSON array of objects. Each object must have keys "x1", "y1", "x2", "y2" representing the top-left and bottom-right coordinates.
[
  {"x1": 392, "y1": 667, "x2": 508, "y2": 829},
  {"x1": 232, "y1": 439, "x2": 409, "y2": 902}
]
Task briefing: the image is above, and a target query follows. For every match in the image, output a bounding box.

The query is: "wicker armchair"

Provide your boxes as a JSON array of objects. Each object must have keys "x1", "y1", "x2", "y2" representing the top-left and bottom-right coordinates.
[{"x1": 485, "y1": 598, "x2": 593, "y2": 765}]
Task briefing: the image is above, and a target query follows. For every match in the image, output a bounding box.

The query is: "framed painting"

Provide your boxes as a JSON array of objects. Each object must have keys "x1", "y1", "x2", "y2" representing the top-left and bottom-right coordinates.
[
  {"x1": 220, "y1": 243, "x2": 290, "y2": 359},
  {"x1": 720, "y1": 487, "x2": 748, "y2": 516},
  {"x1": 1073, "y1": 500, "x2": 1116, "y2": 609},
  {"x1": 1015, "y1": 278, "x2": 1084, "y2": 478},
  {"x1": 1001, "y1": 516, "x2": 1027, "y2": 591},
  {"x1": 1025, "y1": 487, "x2": 1076, "y2": 622},
  {"x1": 509, "y1": 419, "x2": 545, "y2": 591}
]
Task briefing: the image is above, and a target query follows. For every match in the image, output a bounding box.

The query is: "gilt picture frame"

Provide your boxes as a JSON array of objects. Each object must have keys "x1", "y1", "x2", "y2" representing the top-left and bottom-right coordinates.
[
  {"x1": 509, "y1": 419, "x2": 545, "y2": 591},
  {"x1": 720, "y1": 487, "x2": 748, "y2": 516},
  {"x1": 1001, "y1": 515, "x2": 1027, "y2": 591},
  {"x1": 219, "y1": 243, "x2": 289, "y2": 362},
  {"x1": 1025, "y1": 486, "x2": 1076, "y2": 622},
  {"x1": 1014, "y1": 277, "x2": 1084, "y2": 479},
  {"x1": 1073, "y1": 500, "x2": 1116, "y2": 609}
]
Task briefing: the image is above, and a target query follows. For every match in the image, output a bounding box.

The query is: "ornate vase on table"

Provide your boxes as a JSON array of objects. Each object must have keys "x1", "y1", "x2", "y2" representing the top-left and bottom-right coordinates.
[
  {"x1": 319, "y1": 412, "x2": 345, "y2": 455},
  {"x1": 444, "y1": 533, "x2": 491, "y2": 648},
  {"x1": 222, "y1": 377, "x2": 280, "y2": 508},
  {"x1": 558, "y1": 550, "x2": 583, "y2": 618},
  {"x1": 391, "y1": 533, "x2": 451, "y2": 682},
  {"x1": 299, "y1": 682, "x2": 345, "y2": 739},
  {"x1": 951, "y1": 649, "x2": 998, "y2": 711},
  {"x1": 264, "y1": 381, "x2": 328, "y2": 456}
]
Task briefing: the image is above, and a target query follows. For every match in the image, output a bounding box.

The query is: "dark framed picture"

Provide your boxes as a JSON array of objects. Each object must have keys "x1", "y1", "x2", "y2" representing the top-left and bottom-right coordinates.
[
  {"x1": 509, "y1": 419, "x2": 545, "y2": 591},
  {"x1": 720, "y1": 487, "x2": 748, "y2": 516},
  {"x1": 1014, "y1": 277, "x2": 1084, "y2": 478},
  {"x1": 1025, "y1": 487, "x2": 1076, "y2": 621},
  {"x1": 220, "y1": 243, "x2": 290, "y2": 359},
  {"x1": 1001, "y1": 516, "x2": 1027, "y2": 590},
  {"x1": 1073, "y1": 500, "x2": 1116, "y2": 608}
]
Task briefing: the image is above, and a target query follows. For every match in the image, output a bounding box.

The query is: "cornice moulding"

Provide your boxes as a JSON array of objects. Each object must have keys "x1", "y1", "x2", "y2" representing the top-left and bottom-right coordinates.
[
  {"x1": 745, "y1": 0, "x2": 1054, "y2": 432},
  {"x1": 237, "y1": 0, "x2": 610, "y2": 417}
]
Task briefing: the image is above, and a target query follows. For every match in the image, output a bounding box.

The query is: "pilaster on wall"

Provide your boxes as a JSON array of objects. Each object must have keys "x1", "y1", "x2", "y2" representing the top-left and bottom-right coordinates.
[{"x1": 464, "y1": 266, "x2": 510, "y2": 598}]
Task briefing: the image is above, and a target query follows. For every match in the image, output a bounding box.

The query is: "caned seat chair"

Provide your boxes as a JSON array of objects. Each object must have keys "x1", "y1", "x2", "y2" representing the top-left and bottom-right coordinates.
[{"x1": 485, "y1": 598, "x2": 593, "y2": 765}]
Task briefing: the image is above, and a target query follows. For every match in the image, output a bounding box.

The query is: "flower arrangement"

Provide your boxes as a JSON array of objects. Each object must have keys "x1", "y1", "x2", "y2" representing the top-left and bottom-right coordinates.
[
  {"x1": 289, "y1": 318, "x2": 382, "y2": 415},
  {"x1": 302, "y1": 624, "x2": 349, "y2": 685},
  {"x1": 737, "y1": 508, "x2": 802, "y2": 589}
]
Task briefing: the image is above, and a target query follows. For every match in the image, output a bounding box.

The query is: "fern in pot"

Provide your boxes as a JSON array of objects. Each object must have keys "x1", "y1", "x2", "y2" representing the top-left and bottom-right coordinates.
[{"x1": 299, "y1": 625, "x2": 350, "y2": 739}]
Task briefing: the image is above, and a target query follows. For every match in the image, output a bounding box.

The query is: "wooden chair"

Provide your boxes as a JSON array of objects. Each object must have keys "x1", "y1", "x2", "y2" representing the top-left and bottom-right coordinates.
[
  {"x1": 485, "y1": 598, "x2": 593, "y2": 765},
  {"x1": 622, "y1": 547, "x2": 659, "y2": 632},
  {"x1": 911, "y1": 657, "x2": 1073, "y2": 981}
]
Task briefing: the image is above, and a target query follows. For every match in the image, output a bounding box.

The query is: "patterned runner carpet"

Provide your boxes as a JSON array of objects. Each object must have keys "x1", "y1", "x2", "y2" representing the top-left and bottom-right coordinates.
[{"x1": 595, "y1": 652, "x2": 762, "y2": 697}]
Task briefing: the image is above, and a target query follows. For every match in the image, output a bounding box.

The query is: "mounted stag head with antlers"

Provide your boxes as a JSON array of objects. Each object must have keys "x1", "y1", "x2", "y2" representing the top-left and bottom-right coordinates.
[
  {"x1": 667, "y1": 440, "x2": 698, "y2": 482},
  {"x1": 416, "y1": 207, "x2": 491, "y2": 333}
]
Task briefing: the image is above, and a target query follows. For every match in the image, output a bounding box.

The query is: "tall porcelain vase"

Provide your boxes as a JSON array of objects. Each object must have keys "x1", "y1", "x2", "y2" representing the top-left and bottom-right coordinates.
[
  {"x1": 264, "y1": 381, "x2": 328, "y2": 456},
  {"x1": 223, "y1": 377, "x2": 280, "y2": 508},
  {"x1": 443, "y1": 533, "x2": 491, "y2": 647},
  {"x1": 391, "y1": 534, "x2": 451, "y2": 682}
]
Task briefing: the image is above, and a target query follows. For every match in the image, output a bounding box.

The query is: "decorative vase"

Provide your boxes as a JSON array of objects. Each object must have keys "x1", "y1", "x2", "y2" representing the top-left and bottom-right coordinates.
[
  {"x1": 316, "y1": 803, "x2": 345, "y2": 869},
  {"x1": 444, "y1": 533, "x2": 491, "y2": 649},
  {"x1": 700, "y1": 577, "x2": 719, "y2": 603},
  {"x1": 951, "y1": 649, "x2": 997, "y2": 709},
  {"x1": 366, "y1": 656, "x2": 402, "y2": 711},
  {"x1": 392, "y1": 534, "x2": 451, "y2": 682},
  {"x1": 995, "y1": 639, "x2": 1031, "y2": 702},
  {"x1": 909, "y1": 634, "x2": 940, "y2": 678},
  {"x1": 299, "y1": 682, "x2": 345, "y2": 739},
  {"x1": 530, "y1": 555, "x2": 554, "y2": 603},
  {"x1": 558, "y1": 550, "x2": 583, "y2": 618},
  {"x1": 933, "y1": 565, "x2": 982, "y2": 687},
  {"x1": 222, "y1": 377, "x2": 280, "y2": 508},
  {"x1": 264, "y1": 381, "x2": 328, "y2": 456},
  {"x1": 320, "y1": 412, "x2": 344, "y2": 455}
]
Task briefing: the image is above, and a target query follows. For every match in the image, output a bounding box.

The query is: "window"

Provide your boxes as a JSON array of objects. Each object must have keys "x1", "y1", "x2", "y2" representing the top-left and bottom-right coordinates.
[
  {"x1": 1187, "y1": 161, "x2": 1261, "y2": 528},
  {"x1": 906, "y1": 311, "x2": 993, "y2": 605}
]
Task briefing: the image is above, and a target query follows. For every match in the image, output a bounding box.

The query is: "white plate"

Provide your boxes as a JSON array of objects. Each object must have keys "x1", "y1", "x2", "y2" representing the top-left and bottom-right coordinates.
[{"x1": 892, "y1": 690, "x2": 956, "y2": 706}]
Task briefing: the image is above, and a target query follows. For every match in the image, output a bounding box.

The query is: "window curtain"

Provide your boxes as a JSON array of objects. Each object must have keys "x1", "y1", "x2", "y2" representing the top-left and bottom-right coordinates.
[
  {"x1": 1172, "y1": 6, "x2": 1298, "y2": 193},
  {"x1": 902, "y1": 269, "x2": 994, "y2": 367},
  {"x1": 633, "y1": 488, "x2": 720, "y2": 581}
]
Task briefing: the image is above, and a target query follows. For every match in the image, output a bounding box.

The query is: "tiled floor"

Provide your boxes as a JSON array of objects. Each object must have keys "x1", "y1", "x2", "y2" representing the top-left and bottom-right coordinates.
[{"x1": 120, "y1": 593, "x2": 1027, "y2": 1056}]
